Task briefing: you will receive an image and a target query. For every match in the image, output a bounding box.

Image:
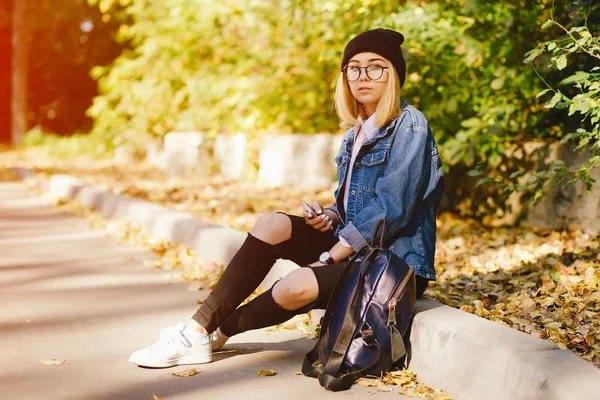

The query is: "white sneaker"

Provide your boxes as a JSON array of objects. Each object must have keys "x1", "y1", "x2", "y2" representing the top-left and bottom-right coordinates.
[
  {"x1": 161, "y1": 323, "x2": 229, "y2": 351},
  {"x1": 129, "y1": 326, "x2": 212, "y2": 368},
  {"x1": 159, "y1": 322, "x2": 185, "y2": 339}
]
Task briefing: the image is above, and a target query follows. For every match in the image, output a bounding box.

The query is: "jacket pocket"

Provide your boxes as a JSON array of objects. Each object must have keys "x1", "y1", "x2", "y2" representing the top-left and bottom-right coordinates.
[{"x1": 361, "y1": 149, "x2": 387, "y2": 166}]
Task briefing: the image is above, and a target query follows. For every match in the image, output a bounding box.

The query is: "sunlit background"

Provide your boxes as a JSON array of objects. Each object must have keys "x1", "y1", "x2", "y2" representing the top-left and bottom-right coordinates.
[{"x1": 2, "y1": 0, "x2": 600, "y2": 368}]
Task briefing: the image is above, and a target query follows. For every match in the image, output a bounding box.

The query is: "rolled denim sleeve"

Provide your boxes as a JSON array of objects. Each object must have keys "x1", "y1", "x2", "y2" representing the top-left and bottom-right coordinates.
[{"x1": 338, "y1": 124, "x2": 434, "y2": 251}]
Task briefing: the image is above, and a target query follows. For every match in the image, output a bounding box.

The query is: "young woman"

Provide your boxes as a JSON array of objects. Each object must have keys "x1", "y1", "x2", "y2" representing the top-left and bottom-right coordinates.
[{"x1": 129, "y1": 28, "x2": 445, "y2": 368}]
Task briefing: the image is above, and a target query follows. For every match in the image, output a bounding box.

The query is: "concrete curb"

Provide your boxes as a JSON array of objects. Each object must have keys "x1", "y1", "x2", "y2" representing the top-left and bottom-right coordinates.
[
  {"x1": 412, "y1": 300, "x2": 600, "y2": 400},
  {"x1": 13, "y1": 167, "x2": 600, "y2": 400}
]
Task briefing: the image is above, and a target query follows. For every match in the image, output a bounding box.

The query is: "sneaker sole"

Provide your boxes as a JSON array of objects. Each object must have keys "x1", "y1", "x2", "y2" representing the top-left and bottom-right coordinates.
[{"x1": 130, "y1": 353, "x2": 212, "y2": 368}]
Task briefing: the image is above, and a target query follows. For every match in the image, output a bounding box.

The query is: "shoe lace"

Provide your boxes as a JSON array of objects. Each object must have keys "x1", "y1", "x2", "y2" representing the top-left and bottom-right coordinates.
[{"x1": 151, "y1": 328, "x2": 189, "y2": 350}]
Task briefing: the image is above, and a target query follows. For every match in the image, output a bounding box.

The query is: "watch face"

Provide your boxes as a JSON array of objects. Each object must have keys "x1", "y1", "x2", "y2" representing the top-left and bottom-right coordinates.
[{"x1": 319, "y1": 252, "x2": 330, "y2": 264}]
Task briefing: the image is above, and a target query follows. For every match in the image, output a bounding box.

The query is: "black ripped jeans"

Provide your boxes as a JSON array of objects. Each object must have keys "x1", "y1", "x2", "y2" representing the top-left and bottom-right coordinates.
[{"x1": 192, "y1": 214, "x2": 430, "y2": 336}]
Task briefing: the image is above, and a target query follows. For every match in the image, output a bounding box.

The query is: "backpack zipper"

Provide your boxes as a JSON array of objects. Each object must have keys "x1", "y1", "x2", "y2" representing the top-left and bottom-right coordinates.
[{"x1": 387, "y1": 269, "x2": 414, "y2": 326}]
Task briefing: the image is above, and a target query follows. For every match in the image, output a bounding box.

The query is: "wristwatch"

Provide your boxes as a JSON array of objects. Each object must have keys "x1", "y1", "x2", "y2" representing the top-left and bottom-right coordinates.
[{"x1": 319, "y1": 251, "x2": 337, "y2": 265}]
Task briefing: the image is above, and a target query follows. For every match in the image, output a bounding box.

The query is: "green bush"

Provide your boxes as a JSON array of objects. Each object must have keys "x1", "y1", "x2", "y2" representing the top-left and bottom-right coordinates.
[
  {"x1": 22, "y1": 127, "x2": 113, "y2": 159},
  {"x1": 83, "y1": 0, "x2": 598, "y2": 218},
  {"x1": 471, "y1": 1, "x2": 600, "y2": 211},
  {"x1": 86, "y1": 1, "x2": 567, "y2": 155}
]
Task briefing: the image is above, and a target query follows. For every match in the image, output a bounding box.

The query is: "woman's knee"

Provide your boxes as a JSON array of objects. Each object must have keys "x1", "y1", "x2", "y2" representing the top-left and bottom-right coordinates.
[
  {"x1": 251, "y1": 212, "x2": 292, "y2": 245},
  {"x1": 272, "y1": 268, "x2": 319, "y2": 310}
]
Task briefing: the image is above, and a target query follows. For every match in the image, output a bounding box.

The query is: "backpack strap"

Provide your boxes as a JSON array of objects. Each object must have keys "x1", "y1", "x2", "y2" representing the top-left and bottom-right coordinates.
[
  {"x1": 319, "y1": 345, "x2": 382, "y2": 391},
  {"x1": 370, "y1": 218, "x2": 387, "y2": 248},
  {"x1": 302, "y1": 246, "x2": 377, "y2": 380},
  {"x1": 302, "y1": 341, "x2": 322, "y2": 378},
  {"x1": 304, "y1": 247, "x2": 381, "y2": 391},
  {"x1": 302, "y1": 247, "x2": 366, "y2": 379},
  {"x1": 317, "y1": 272, "x2": 369, "y2": 391}
]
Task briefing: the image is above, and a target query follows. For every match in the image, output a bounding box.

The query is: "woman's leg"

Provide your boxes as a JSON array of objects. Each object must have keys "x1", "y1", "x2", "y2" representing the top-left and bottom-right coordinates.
[
  {"x1": 129, "y1": 212, "x2": 334, "y2": 368},
  {"x1": 217, "y1": 214, "x2": 340, "y2": 336},
  {"x1": 190, "y1": 212, "x2": 293, "y2": 334},
  {"x1": 219, "y1": 262, "x2": 347, "y2": 336},
  {"x1": 220, "y1": 268, "x2": 430, "y2": 337}
]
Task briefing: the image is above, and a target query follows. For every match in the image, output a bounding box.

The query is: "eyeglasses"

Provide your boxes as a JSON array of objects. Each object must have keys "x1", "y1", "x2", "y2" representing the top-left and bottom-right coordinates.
[{"x1": 342, "y1": 64, "x2": 389, "y2": 82}]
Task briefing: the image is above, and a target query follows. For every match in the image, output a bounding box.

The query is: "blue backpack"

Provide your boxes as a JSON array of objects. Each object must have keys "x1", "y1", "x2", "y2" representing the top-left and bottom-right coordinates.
[{"x1": 302, "y1": 219, "x2": 417, "y2": 391}]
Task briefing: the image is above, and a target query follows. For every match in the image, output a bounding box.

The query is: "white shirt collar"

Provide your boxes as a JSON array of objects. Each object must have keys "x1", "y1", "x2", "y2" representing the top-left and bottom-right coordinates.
[{"x1": 359, "y1": 113, "x2": 377, "y2": 141}]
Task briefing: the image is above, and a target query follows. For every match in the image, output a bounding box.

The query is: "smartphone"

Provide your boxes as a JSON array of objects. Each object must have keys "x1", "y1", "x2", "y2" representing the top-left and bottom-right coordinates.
[{"x1": 302, "y1": 201, "x2": 316, "y2": 216}]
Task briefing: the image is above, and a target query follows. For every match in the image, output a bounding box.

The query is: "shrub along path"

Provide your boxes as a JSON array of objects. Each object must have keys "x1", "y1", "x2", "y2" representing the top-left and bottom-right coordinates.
[{"x1": 3, "y1": 149, "x2": 599, "y2": 368}]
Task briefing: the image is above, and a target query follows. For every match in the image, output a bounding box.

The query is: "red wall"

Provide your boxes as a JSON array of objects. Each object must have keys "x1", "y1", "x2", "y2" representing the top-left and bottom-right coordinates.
[{"x1": 0, "y1": 0, "x2": 11, "y2": 144}]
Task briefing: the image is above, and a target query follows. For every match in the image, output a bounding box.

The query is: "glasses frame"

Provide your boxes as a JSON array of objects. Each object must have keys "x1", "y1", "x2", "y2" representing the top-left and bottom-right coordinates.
[{"x1": 342, "y1": 64, "x2": 389, "y2": 82}]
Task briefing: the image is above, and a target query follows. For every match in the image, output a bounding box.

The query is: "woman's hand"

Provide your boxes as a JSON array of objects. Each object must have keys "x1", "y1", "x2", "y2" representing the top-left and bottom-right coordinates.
[
  {"x1": 308, "y1": 261, "x2": 326, "y2": 267},
  {"x1": 303, "y1": 201, "x2": 338, "y2": 232}
]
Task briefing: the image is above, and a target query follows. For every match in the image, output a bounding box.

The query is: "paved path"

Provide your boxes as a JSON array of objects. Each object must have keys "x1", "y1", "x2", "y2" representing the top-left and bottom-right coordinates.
[{"x1": 0, "y1": 182, "x2": 414, "y2": 400}]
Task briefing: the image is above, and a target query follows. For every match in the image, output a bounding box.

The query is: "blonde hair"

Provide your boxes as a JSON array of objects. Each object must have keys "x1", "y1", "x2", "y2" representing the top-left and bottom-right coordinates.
[{"x1": 334, "y1": 57, "x2": 402, "y2": 129}]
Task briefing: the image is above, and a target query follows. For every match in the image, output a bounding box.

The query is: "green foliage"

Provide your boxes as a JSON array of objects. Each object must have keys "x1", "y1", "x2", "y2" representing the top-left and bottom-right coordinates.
[
  {"x1": 86, "y1": 1, "x2": 576, "y2": 161},
  {"x1": 21, "y1": 127, "x2": 113, "y2": 159},
  {"x1": 390, "y1": 1, "x2": 549, "y2": 168},
  {"x1": 86, "y1": 0, "x2": 400, "y2": 139},
  {"x1": 484, "y1": 1, "x2": 600, "y2": 205},
  {"x1": 81, "y1": 0, "x2": 598, "y2": 218}
]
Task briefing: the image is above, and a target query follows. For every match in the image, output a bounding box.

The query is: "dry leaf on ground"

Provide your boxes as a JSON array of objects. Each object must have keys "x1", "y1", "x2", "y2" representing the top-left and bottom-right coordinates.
[
  {"x1": 357, "y1": 370, "x2": 452, "y2": 399},
  {"x1": 355, "y1": 378, "x2": 379, "y2": 387},
  {"x1": 257, "y1": 369, "x2": 277, "y2": 376},
  {"x1": 171, "y1": 369, "x2": 199, "y2": 377},
  {"x1": 41, "y1": 359, "x2": 65, "y2": 366}
]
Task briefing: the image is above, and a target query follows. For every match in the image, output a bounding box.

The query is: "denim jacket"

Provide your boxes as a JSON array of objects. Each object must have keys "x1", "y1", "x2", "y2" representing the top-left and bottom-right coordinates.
[{"x1": 328, "y1": 102, "x2": 445, "y2": 280}]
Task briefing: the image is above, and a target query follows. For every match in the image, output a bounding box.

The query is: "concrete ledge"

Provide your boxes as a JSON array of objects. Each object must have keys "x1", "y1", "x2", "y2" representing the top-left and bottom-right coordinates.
[
  {"x1": 411, "y1": 299, "x2": 600, "y2": 400},
  {"x1": 13, "y1": 168, "x2": 600, "y2": 399}
]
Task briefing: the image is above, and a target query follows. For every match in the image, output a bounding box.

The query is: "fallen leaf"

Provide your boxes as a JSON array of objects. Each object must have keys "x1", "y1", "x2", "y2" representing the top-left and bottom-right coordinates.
[
  {"x1": 152, "y1": 394, "x2": 164, "y2": 400},
  {"x1": 171, "y1": 369, "x2": 198, "y2": 377},
  {"x1": 355, "y1": 378, "x2": 379, "y2": 387},
  {"x1": 41, "y1": 359, "x2": 65, "y2": 366},
  {"x1": 519, "y1": 293, "x2": 536, "y2": 312},
  {"x1": 545, "y1": 321, "x2": 562, "y2": 330},
  {"x1": 257, "y1": 369, "x2": 277, "y2": 376},
  {"x1": 459, "y1": 304, "x2": 474, "y2": 313}
]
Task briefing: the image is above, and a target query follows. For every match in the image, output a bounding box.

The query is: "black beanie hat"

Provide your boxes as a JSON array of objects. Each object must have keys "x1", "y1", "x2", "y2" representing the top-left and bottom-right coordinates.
[{"x1": 341, "y1": 28, "x2": 406, "y2": 88}]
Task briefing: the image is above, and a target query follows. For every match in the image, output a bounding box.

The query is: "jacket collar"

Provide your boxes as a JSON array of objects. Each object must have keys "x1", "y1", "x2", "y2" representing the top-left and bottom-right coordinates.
[
  {"x1": 348, "y1": 98, "x2": 408, "y2": 144},
  {"x1": 347, "y1": 98, "x2": 407, "y2": 143}
]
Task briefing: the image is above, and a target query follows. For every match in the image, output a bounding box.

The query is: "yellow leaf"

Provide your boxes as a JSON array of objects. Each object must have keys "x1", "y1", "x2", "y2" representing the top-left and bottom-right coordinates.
[
  {"x1": 171, "y1": 369, "x2": 198, "y2": 377},
  {"x1": 257, "y1": 369, "x2": 277, "y2": 376},
  {"x1": 355, "y1": 378, "x2": 379, "y2": 387},
  {"x1": 473, "y1": 300, "x2": 490, "y2": 318},
  {"x1": 520, "y1": 294, "x2": 537, "y2": 312},
  {"x1": 545, "y1": 321, "x2": 562, "y2": 330},
  {"x1": 459, "y1": 304, "x2": 474, "y2": 313},
  {"x1": 41, "y1": 359, "x2": 65, "y2": 366},
  {"x1": 152, "y1": 394, "x2": 164, "y2": 400},
  {"x1": 540, "y1": 297, "x2": 555, "y2": 307},
  {"x1": 391, "y1": 376, "x2": 414, "y2": 386},
  {"x1": 434, "y1": 391, "x2": 454, "y2": 400}
]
